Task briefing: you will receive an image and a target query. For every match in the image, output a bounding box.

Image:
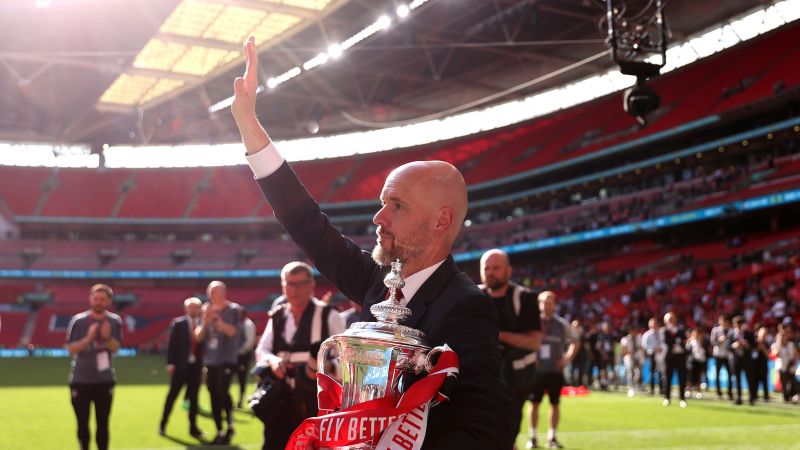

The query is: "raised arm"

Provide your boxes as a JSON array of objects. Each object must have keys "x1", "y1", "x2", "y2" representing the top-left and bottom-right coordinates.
[{"x1": 230, "y1": 37, "x2": 381, "y2": 304}]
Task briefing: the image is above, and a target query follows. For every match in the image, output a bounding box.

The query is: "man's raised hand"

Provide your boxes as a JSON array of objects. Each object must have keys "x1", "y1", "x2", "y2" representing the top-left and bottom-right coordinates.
[
  {"x1": 232, "y1": 36, "x2": 271, "y2": 154},
  {"x1": 232, "y1": 36, "x2": 258, "y2": 123}
]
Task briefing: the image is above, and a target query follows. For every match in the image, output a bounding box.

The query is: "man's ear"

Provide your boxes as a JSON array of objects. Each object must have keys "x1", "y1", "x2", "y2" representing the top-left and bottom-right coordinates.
[{"x1": 434, "y1": 207, "x2": 454, "y2": 235}]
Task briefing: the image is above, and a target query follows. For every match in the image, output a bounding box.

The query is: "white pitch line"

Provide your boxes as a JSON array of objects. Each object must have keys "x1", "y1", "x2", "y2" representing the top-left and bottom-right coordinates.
[
  {"x1": 549, "y1": 423, "x2": 800, "y2": 438},
  {"x1": 118, "y1": 444, "x2": 262, "y2": 450}
]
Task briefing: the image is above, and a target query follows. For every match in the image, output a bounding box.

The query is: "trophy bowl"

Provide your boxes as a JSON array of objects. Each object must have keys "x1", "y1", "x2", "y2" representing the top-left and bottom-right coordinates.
[{"x1": 316, "y1": 260, "x2": 439, "y2": 450}]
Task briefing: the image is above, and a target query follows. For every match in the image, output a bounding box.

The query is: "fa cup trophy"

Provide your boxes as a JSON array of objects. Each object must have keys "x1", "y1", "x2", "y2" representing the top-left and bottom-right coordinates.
[{"x1": 315, "y1": 260, "x2": 447, "y2": 450}]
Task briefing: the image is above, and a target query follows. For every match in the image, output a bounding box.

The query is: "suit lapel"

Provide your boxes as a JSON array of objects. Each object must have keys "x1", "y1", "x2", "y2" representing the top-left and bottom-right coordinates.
[{"x1": 404, "y1": 256, "x2": 458, "y2": 329}]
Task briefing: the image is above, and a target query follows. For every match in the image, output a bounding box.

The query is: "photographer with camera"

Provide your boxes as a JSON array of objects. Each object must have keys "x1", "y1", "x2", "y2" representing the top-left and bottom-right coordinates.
[{"x1": 253, "y1": 262, "x2": 346, "y2": 450}]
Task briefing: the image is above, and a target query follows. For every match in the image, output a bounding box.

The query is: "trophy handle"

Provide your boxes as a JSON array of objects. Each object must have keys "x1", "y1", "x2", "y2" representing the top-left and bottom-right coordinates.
[
  {"x1": 422, "y1": 345, "x2": 445, "y2": 373},
  {"x1": 317, "y1": 336, "x2": 338, "y2": 374}
]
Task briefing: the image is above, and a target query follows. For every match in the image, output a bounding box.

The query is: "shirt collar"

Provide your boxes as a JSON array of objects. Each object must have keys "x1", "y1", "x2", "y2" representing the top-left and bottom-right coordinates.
[{"x1": 399, "y1": 259, "x2": 446, "y2": 306}]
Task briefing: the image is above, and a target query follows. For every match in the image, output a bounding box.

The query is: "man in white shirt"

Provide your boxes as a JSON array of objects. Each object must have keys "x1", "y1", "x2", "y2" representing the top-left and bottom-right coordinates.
[
  {"x1": 232, "y1": 37, "x2": 514, "y2": 450},
  {"x1": 620, "y1": 327, "x2": 643, "y2": 397},
  {"x1": 710, "y1": 315, "x2": 734, "y2": 401},
  {"x1": 641, "y1": 318, "x2": 663, "y2": 396},
  {"x1": 254, "y1": 261, "x2": 346, "y2": 450}
]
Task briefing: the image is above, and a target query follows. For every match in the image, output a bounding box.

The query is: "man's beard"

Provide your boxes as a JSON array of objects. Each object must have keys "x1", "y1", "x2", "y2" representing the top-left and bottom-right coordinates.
[
  {"x1": 372, "y1": 229, "x2": 427, "y2": 267},
  {"x1": 482, "y1": 276, "x2": 508, "y2": 290},
  {"x1": 91, "y1": 305, "x2": 105, "y2": 314}
]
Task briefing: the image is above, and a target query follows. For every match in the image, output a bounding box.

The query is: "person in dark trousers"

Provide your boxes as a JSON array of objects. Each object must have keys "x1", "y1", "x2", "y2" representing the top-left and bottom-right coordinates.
[
  {"x1": 66, "y1": 284, "x2": 123, "y2": 450},
  {"x1": 236, "y1": 311, "x2": 257, "y2": 409},
  {"x1": 159, "y1": 297, "x2": 203, "y2": 438},
  {"x1": 479, "y1": 248, "x2": 541, "y2": 449},
  {"x1": 569, "y1": 320, "x2": 591, "y2": 388},
  {"x1": 710, "y1": 315, "x2": 734, "y2": 400},
  {"x1": 253, "y1": 261, "x2": 346, "y2": 450},
  {"x1": 196, "y1": 280, "x2": 242, "y2": 445},
  {"x1": 232, "y1": 36, "x2": 515, "y2": 450},
  {"x1": 731, "y1": 316, "x2": 756, "y2": 405},
  {"x1": 528, "y1": 291, "x2": 577, "y2": 450},
  {"x1": 585, "y1": 324, "x2": 600, "y2": 388},
  {"x1": 752, "y1": 326, "x2": 771, "y2": 402},
  {"x1": 661, "y1": 312, "x2": 688, "y2": 408}
]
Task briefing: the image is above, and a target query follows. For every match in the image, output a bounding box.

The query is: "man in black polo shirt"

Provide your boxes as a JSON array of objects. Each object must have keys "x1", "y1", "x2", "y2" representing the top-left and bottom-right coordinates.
[
  {"x1": 479, "y1": 249, "x2": 541, "y2": 449},
  {"x1": 66, "y1": 284, "x2": 123, "y2": 450}
]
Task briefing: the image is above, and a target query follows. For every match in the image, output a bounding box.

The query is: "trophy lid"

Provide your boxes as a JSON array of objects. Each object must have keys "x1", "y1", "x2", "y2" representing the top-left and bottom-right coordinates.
[{"x1": 341, "y1": 259, "x2": 428, "y2": 348}]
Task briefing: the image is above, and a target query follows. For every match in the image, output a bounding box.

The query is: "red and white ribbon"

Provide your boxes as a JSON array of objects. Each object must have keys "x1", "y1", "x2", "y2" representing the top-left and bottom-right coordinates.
[{"x1": 285, "y1": 345, "x2": 459, "y2": 450}]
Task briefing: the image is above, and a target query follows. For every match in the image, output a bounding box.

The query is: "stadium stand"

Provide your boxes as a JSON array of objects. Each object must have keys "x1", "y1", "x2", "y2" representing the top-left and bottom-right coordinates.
[
  {"x1": 1, "y1": 21, "x2": 800, "y2": 350},
  {"x1": 0, "y1": 311, "x2": 29, "y2": 348},
  {"x1": 116, "y1": 169, "x2": 208, "y2": 218},
  {"x1": 40, "y1": 169, "x2": 130, "y2": 217},
  {"x1": 1, "y1": 22, "x2": 798, "y2": 220}
]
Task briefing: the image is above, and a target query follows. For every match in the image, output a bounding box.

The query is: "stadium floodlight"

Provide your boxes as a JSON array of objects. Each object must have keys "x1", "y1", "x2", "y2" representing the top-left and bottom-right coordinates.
[
  {"x1": 327, "y1": 43, "x2": 343, "y2": 59},
  {"x1": 606, "y1": 0, "x2": 668, "y2": 125},
  {"x1": 376, "y1": 15, "x2": 392, "y2": 30},
  {"x1": 397, "y1": 4, "x2": 411, "y2": 19}
]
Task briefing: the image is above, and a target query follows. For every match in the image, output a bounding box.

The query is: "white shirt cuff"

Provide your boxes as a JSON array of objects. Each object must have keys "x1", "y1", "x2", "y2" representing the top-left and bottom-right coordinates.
[{"x1": 245, "y1": 142, "x2": 285, "y2": 179}]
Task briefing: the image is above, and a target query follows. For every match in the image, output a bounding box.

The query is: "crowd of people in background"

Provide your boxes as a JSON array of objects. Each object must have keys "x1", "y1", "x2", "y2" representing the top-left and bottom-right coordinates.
[
  {"x1": 538, "y1": 247, "x2": 800, "y2": 407},
  {"x1": 564, "y1": 312, "x2": 799, "y2": 406},
  {"x1": 456, "y1": 137, "x2": 798, "y2": 253}
]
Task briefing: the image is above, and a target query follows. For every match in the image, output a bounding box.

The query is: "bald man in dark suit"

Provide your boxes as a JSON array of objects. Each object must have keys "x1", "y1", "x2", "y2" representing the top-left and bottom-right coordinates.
[{"x1": 231, "y1": 37, "x2": 513, "y2": 450}]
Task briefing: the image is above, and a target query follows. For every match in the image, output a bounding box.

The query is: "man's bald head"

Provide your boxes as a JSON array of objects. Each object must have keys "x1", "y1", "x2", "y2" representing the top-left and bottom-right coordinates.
[
  {"x1": 386, "y1": 160, "x2": 468, "y2": 241},
  {"x1": 372, "y1": 160, "x2": 468, "y2": 273},
  {"x1": 207, "y1": 280, "x2": 227, "y2": 305},
  {"x1": 480, "y1": 248, "x2": 510, "y2": 268}
]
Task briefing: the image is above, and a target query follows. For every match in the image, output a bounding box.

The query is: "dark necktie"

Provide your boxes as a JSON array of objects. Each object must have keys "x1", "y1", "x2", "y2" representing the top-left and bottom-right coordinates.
[{"x1": 385, "y1": 289, "x2": 404, "y2": 302}]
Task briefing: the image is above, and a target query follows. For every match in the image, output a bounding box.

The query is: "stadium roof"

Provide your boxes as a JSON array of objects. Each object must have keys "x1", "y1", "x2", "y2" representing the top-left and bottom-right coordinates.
[{"x1": 0, "y1": 0, "x2": 771, "y2": 150}]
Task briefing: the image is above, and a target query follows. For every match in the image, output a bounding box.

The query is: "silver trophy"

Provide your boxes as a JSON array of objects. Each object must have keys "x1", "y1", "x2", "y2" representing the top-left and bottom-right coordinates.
[{"x1": 317, "y1": 260, "x2": 440, "y2": 450}]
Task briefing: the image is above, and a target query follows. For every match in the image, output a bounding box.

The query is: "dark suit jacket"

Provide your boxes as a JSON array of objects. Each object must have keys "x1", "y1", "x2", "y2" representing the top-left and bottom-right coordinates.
[
  {"x1": 257, "y1": 162, "x2": 513, "y2": 450},
  {"x1": 166, "y1": 316, "x2": 199, "y2": 371}
]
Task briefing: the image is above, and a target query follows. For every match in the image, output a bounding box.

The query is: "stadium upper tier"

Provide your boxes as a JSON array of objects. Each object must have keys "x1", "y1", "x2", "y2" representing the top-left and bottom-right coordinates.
[
  {"x1": 1, "y1": 22, "x2": 799, "y2": 219},
  {"x1": 1, "y1": 146, "x2": 798, "y2": 274}
]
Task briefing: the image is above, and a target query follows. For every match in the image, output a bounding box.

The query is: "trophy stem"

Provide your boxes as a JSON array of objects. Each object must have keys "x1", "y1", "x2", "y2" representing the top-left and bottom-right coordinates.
[{"x1": 370, "y1": 259, "x2": 411, "y2": 324}]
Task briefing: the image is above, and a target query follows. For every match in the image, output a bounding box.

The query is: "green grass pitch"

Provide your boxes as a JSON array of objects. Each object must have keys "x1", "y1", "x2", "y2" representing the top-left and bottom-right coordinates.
[{"x1": 1, "y1": 355, "x2": 798, "y2": 449}]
